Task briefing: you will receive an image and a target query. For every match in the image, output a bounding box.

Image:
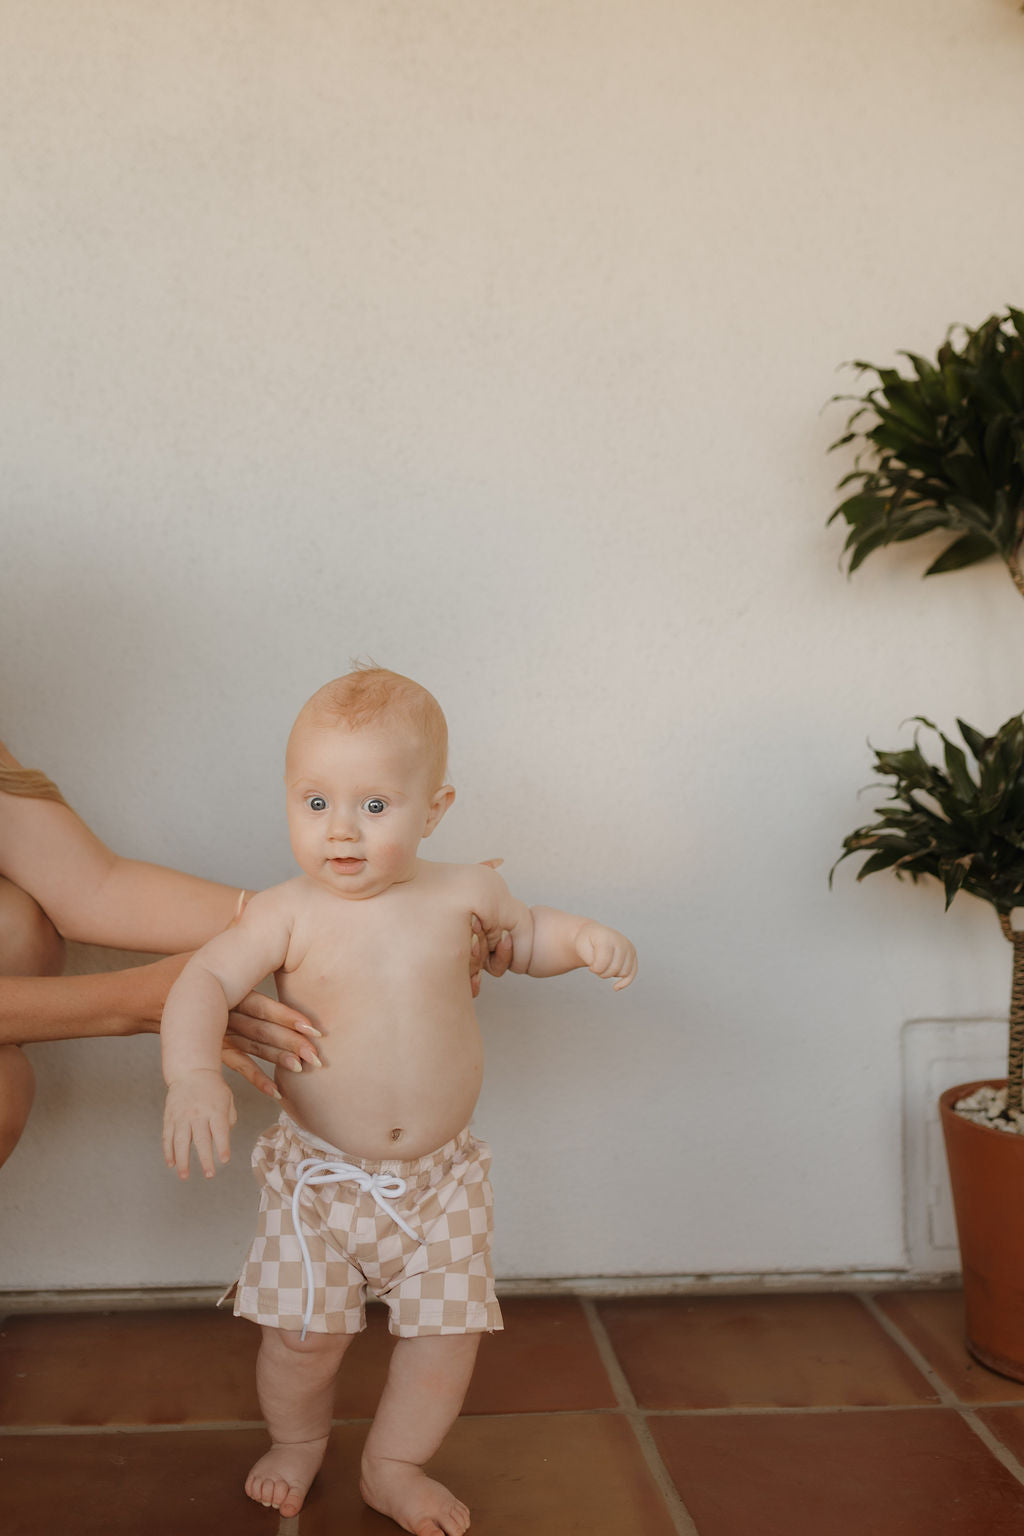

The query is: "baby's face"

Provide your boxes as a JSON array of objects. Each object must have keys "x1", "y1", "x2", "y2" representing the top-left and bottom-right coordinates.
[{"x1": 285, "y1": 718, "x2": 452, "y2": 899}]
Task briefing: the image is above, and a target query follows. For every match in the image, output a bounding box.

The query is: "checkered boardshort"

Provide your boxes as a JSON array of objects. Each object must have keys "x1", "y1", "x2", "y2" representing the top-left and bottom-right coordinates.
[{"x1": 232, "y1": 1115, "x2": 503, "y2": 1338}]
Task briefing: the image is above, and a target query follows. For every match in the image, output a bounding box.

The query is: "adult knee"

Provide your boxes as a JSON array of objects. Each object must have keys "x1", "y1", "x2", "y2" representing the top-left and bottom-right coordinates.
[
  {"x1": 0, "y1": 876, "x2": 64, "y2": 978},
  {"x1": 0, "y1": 1045, "x2": 36, "y2": 1170}
]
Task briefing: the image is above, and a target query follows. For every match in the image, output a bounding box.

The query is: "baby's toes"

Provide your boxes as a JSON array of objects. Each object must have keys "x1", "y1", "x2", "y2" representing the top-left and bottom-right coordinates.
[
  {"x1": 416, "y1": 1500, "x2": 471, "y2": 1536},
  {"x1": 279, "y1": 1481, "x2": 306, "y2": 1517},
  {"x1": 245, "y1": 1473, "x2": 272, "y2": 1506}
]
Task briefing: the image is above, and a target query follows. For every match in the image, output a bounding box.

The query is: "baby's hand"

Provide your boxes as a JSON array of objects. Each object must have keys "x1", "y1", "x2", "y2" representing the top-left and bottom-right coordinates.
[
  {"x1": 162, "y1": 1069, "x2": 237, "y2": 1181},
  {"x1": 575, "y1": 922, "x2": 638, "y2": 991}
]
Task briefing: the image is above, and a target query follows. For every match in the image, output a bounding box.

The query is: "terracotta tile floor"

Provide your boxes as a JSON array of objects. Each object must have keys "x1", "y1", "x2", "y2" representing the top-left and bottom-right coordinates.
[{"x1": 5, "y1": 1289, "x2": 1024, "y2": 1534}]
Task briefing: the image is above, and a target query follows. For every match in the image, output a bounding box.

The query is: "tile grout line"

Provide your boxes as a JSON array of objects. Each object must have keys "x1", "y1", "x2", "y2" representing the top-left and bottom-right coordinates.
[
  {"x1": 858, "y1": 1292, "x2": 1024, "y2": 1492},
  {"x1": 0, "y1": 1421, "x2": 268, "y2": 1437},
  {"x1": 0, "y1": 1399, "x2": 990, "y2": 1439},
  {"x1": 856, "y1": 1293, "x2": 962, "y2": 1408},
  {"x1": 581, "y1": 1299, "x2": 700, "y2": 1536}
]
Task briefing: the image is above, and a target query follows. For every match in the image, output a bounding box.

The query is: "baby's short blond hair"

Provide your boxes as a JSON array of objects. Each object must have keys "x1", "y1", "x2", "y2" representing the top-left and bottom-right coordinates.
[{"x1": 297, "y1": 667, "x2": 449, "y2": 791}]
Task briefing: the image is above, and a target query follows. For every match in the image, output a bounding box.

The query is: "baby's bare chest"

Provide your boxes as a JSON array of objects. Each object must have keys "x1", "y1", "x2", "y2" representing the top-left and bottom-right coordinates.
[{"x1": 282, "y1": 885, "x2": 473, "y2": 997}]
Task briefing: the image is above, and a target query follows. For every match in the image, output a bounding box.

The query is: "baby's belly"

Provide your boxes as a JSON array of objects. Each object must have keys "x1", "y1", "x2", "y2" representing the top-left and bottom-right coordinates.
[{"x1": 273, "y1": 999, "x2": 485, "y2": 1161}]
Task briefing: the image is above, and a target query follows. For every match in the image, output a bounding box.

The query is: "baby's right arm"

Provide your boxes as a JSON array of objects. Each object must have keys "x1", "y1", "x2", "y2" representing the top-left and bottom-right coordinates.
[{"x1": 161, "y1": 886, "x2": 293, "y2": 1180}]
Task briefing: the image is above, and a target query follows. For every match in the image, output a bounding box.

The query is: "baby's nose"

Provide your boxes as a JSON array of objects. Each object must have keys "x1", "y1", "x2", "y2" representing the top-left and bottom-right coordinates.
[{"x1": 327, "y1": 809, "x2": 358, "y2": 840}]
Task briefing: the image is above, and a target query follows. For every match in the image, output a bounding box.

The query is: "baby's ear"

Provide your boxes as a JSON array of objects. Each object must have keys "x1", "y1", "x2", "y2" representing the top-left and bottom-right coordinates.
[{"x1": 423, "y1": 784, "x2": 455, "y2": 837}]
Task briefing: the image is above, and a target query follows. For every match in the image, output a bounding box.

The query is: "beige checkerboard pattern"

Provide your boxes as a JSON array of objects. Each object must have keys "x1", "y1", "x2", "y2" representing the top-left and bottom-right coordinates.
[{"x1": 232, "y1": 1116, "x2": 503, "y2": 1338}]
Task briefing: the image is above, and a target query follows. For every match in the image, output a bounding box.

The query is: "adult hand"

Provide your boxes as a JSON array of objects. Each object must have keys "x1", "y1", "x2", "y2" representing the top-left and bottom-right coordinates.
[
  {"x1": 224, "y1": 990, "x2": 323, "y2": 1093},
  {"x1": 469, "y1": 859, "x2": 513, "y2": 997},
  {"x1": 469, "y1": 917, "x2": 513, "y2": 997}
]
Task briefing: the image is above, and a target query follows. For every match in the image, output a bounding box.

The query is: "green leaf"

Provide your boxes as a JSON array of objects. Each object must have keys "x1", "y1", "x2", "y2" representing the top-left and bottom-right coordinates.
[
  {"x1": 836, "y1": 712, "x2": 1024, "y2": 916},
  {"x1": 827, "y1": 309, "x2": 1024, "y2": 589},
  {"x1": 958, "y1": 719, "x2": 991, "y2": 761},
  {"x1": 943, "y1": 855, "x2": 974, "y2": 909},
  {"x1": 832, "y1": 493, "x2": 888, "y2": 529},
  {"x1": 900, "y1": 350, "x2": 939, "y2": 383},
  {"x1": 846, "y1": 526, "x2": 891, "y2": 572},
  {"x1": 942, "y1": 739, "x2": 977, "y2": 798},
  {"x1": 924, "y1": 533, "x2": 997, "y2": 575}
]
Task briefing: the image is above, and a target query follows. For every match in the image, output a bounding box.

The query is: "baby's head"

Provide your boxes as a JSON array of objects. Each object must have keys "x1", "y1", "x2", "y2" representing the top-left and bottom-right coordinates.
[
  {"x1": 285, "y1": 668, "x2": 454, "y2": 897},
  {"x1": 291, "y1": 668, "x2": 449, "y2": 791}
]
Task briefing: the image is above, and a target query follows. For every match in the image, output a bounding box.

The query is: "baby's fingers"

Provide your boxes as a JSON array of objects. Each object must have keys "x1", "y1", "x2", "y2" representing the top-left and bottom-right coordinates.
[
  {"x1": 215, "y1": 1106, "x2": 235, "y2": 1165},
  {"x1": 162, "y1": 1112, "x2": 182, "y2": 1175},
  {"x1": 164, "y1": 1114, "x2": 195, "y2": 1181},
  {"x1": 585, "y1": 939, "x2": 619, "y2": 978},
  {"x1": 614, "y1": 940, "x2": 635, "y2": 989},
  {"x1": 191, "y1": 1112, "x2": 233, "y2": 1180},
  {"x1": 189, "y1": 1117, "x2": 218, "y2": 1180}
]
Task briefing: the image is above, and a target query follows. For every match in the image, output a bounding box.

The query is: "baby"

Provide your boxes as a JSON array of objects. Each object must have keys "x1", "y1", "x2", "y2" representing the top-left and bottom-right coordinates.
[{"x1": 161, "y1": 668, "x2": 637, "y2": 1536}]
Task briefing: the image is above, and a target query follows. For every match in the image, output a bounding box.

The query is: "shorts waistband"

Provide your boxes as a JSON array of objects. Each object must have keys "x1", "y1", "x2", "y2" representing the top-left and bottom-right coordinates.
[{"x1": 277, "y1": 1113, "x2": 473, "y2": 1186}]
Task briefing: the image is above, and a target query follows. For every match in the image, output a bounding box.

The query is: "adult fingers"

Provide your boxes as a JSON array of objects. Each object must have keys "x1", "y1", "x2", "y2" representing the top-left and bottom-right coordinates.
[
  {"x1": 484, "y1": 929, "x2": 513, "y2": 978},
  {"x1": 226, "y1": 1011, "x2": 320, "y2": 1069},
  {"x1": 233, "y1": 990, "x2": 318, "y2": 1032},
  {"x1": 221, "y1": 1046, "x2": 283, "y2": 1099},
  {"x1": 224, "y1": 1031, "x2": 305, "y2": 1075}
]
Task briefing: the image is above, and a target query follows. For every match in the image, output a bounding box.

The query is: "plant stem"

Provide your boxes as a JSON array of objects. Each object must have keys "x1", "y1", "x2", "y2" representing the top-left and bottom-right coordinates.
[
  {"x1": 1006, "y1": 550, "x2": 1024, "y2": 601},
  {"x1": 1000, "y1": 912, "x2": 1024, "y2": 1115}
]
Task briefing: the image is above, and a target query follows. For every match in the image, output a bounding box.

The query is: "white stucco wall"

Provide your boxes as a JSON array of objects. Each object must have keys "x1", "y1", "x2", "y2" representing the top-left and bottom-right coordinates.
[{"x1": 2, "y1": 0, "x2": 1024, "y2": 1291}]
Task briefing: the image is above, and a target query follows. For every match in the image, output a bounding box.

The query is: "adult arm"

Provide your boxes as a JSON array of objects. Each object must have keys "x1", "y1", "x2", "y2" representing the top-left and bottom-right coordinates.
[
  {"x1": 0, "y1": 743, "x2": 245, "y2": 952},
  {"x1": 0, "y1": 743, "x2": 322, "y2": 1072}
]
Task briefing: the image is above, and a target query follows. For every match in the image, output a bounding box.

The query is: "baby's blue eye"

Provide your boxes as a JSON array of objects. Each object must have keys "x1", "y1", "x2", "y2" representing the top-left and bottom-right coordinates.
[
  {"x1": 307, "y1": 795, "x2": 328, "y2": 812},
  {"x1": 363, "y1": 797, "x2": 387, "y2": 815}
]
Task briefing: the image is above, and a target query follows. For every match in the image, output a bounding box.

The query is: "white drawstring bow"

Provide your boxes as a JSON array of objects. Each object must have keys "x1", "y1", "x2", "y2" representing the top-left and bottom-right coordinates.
[{"x1": 290, "y1": 1155, "x2": 420, "y2": 1339}]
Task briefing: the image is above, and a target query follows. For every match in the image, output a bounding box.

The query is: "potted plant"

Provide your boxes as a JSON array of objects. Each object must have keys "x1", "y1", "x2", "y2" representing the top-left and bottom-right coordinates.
[
  {"x1": 829, "y1": 307, "x2": 1024, "y2": 1377},
  {"x1": 828, "y1": 307, "x2": 1024, "y2": 592},
  {"x1": 833, "y1": 713, "x2": 1024, "y2": 1376}
]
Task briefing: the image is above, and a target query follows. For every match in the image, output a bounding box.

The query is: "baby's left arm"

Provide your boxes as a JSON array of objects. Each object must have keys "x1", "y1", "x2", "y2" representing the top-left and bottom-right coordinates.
[
  {"x1": 470, "y1": 867, "x2": 637, "y2": 991},
  {"x1": 526, "y1": 906, "x2": 638, "y2": 991}
]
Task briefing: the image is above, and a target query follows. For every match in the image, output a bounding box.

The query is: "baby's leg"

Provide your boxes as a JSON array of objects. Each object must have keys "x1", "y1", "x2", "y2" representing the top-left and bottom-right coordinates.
[
  {"x1": 360, "y1": 1333, "x2": 481, "y2": 1536},
  {"x1": 245, "y1": 1324, "x2": 353, "y2": 1517}
]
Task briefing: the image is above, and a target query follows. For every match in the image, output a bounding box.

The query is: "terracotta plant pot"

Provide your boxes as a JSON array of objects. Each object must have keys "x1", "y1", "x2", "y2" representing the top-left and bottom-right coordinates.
[{"x1": 940, "y1": 1078, "x2": 1024, "y2": 1381}]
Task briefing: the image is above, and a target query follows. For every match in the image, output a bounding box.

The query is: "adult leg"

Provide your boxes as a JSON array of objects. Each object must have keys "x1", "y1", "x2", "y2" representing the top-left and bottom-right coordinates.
[
  {"x1": 0, "y1": 1046, "x2": 35, "y2": 1170},
  {"x1": 0, "y1": 875, "x2": 64, "y2": 1169},
  {"x1": 360, "y1": 1332, "x2": 481, "y2": 1536},
  {"x1": 245, "y1": 1324, "x2": 354, "y2": 1517}
]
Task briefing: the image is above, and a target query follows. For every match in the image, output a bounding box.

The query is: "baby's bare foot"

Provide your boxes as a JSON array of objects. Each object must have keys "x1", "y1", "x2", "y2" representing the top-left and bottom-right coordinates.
[
  {"x1": 245, "y1": 1434, "x2": 328, "y2": 1517},
  {"x1": 361, "y1": 1455, "x2": 471, "y2": 1536}
]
